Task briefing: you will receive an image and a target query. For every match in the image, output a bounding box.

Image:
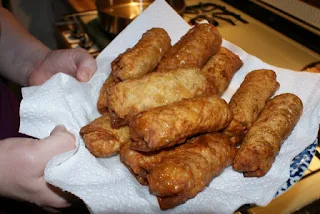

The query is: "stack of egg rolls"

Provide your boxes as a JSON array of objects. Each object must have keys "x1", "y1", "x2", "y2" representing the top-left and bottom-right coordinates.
[
  {"x1": 85, "y1": 27, "x2": 172, "y2": 156},
  {"x1": 233, "y1": 93, "x2": 303, "y2": 177},
  {"x1": 77, "y1": 22, "x2": 307, "y2": 211},
  {"x1": 120, "y1": 133, "x2": 236, "y2": 210}
]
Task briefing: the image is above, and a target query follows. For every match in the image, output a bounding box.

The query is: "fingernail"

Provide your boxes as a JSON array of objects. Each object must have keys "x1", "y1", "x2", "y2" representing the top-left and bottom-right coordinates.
[{"x1": 80, "y1": 70, "x2": 91, "y2": 82}]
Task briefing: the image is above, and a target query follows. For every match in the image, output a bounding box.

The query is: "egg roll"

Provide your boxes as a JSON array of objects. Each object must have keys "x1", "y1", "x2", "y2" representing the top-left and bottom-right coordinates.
[
  {"x1": 200, "y1": 47, "x2": 243, "y2": 95},
  {"x1": 97, "y1": 76, "x2": 116, "y2": 114},
  {"x1": 130, "y1": 96, "x2": 232, "y2": 152},
  {"x1": 156, "y1": 23, "x2": 222, "y2": 72},
  {"x1": 119, "y1": 142, "x2": 170, "y2": 185},
  {"x1": 80, "y1": 113, "x2": 130, "y2": 157},
  {"x1": 107, "y1": 67, "x2": 210, "y2": 128},
  {"x1": 111, "y1": 28, "x2": 171, "y2": 82},
  {"x1": 233, "y1": 93, "x2": 303, "y2": 177},
  {"x1": 223, "y1": 69, "x2": 280, "y2": 145},
  {"x1": 147, "y1": 133, "x2": 236, "y2": 210}
]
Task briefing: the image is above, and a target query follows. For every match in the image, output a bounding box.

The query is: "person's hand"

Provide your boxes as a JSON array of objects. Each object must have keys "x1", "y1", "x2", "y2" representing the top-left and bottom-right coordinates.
[
  {"x1": 28, "y1": 48, "x2": 97, "y2": 86},
  {"x1": 0, "y1": 125, "x2": 76, "y2": 208}
]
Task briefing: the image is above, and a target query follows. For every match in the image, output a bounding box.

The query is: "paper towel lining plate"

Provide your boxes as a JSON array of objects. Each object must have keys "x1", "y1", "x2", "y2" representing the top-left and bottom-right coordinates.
[{"x1": 275, "y1": 139, "x2": 317, "y2": 197}]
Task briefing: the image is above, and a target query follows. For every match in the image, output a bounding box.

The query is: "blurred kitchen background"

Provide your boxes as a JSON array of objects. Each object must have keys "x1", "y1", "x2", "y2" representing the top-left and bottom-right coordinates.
[
  {"x1": 4, "y1": 0, "x2": 320, "y2": 71},
  {"x1": 1, "y1": 0, "x2": 320, "y2": 213}
]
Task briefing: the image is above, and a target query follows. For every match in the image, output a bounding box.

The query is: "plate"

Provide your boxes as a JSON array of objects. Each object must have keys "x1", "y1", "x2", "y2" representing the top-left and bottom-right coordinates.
[{"x1": 275, "y1": 139, "x2": 318, "y2": 197}]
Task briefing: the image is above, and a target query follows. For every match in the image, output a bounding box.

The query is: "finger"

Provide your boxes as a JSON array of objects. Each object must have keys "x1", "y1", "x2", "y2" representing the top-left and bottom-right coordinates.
[
  {"x1": 50, "y1": 125, "x2": 68, "y2": 135},
  {"x1": 33, "y1": 178, "x2": 72, "y2": 208},
  {"x1": 35, "y1": 125, "x2": 76, "y2": 169},
  {"x1": 72, "y1": 48, "x2": 97, "y2": 82}
]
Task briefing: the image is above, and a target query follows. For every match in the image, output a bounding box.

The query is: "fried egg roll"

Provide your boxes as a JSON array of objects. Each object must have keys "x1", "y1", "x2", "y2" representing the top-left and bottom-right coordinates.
[
  {"x1": 200, "y1": 47, "x2": 243, "y2": 95},
  {"x1": 147, "y1": 133, "x2": 236, "y2": 210},
  {"x1": 111, "y1": 28, "x2": 171, "y2": 82},
  {"x1": 156, "y1": 23, "x2": 222, "y2": 72},
  {"x1": 119, "y1": 142, "x2": 169, "y2": 185},
  {"x1": 97, "y1": 76, "x2": 116, "y2": 114},
  {"x1": 233, "y1": 93, "x2": 303, "y2": 177},
  {"x1": 223, "y1": 69, "x2": 280, "y2": 145},
  {"x1": 107, "y1": 68, "x2": 210, "y2": 128},
  {"x1": 80, "y1": 113, "x2": 130, "y2": 157},
  {"x1": 130, "y1": 96, "x2": 232, "y2": 152}
]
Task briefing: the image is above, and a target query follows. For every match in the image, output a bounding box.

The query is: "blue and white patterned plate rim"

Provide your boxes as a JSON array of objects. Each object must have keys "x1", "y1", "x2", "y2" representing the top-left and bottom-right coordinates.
[{"x1": 275, "y1": 138, "x2": 318, "y2": 197}]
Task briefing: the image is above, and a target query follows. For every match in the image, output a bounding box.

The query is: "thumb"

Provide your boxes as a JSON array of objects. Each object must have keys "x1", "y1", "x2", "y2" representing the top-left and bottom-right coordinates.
[
  {"x1": 72, "y1": 48, "x2": 97, "y2": 82},
  {"x1": 50, "y1": 124, "x2": 68, "y2": 135},
  {"x1": 36, "y1": 125, "x2": 76, "y2": 168},
  {"x1": 48, "y1": 125, "x2": 76, "y2": 152}
]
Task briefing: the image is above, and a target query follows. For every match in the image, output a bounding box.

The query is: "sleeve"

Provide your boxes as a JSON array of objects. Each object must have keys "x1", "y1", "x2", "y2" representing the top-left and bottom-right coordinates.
[
  {"x1": 129, "y1": 95, "x2": 233, "y2": 152},
  {"x1": 147, "y1": 133, "x2": 236, "y2": 210},
  {"x1": 80, "y1": 113, "x2": 130, "y2": 157},
  {"x1": 200, "y1": 47, "x2": 243, "y2": 95},
  {"x1": 111, "y1": 28, "x2": 171, "y2": 82},
  {"x1": 223, "y1": 69, "x2": 280, "y2": 145},
  {"x1": 107, "y1": 67, "x2": 210, "y2": 128},
  {"x1": 233, "y1": 93, "x2": 303, "y2": 177},
  {"x1": 156, "y1": 23, "x2": 222, "y2": 72}
]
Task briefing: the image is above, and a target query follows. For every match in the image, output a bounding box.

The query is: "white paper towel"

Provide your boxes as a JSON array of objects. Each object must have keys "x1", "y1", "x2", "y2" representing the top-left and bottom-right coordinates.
[{"x1": 19, "y1": 0, "x2": 320, "y2": 213}]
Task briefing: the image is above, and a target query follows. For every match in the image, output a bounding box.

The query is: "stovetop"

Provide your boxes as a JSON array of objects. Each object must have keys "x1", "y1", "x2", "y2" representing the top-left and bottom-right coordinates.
[
  {"x1": 55, "y1": 0, "x2": 320, "y2": 71},
  {"x1": 183, "y1": 2, "x2": 249, "y2": 26}
]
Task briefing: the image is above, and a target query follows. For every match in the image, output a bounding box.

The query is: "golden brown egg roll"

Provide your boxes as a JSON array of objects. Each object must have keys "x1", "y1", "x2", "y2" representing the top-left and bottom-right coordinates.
[
  {"x1": 80, "y1": 113, "x2": 130, "y2": 157},
  {"x1": 119, "y1": 142, "x2": 170, "y2": 185},
  {"x1": 129, "y1": 96, "x2": 233, "y2": 152},
  {"x1": 97, "y1": 76, "x2": 116, "y2": 114},
  {"x1": 200, "y1": 47, "x2": 243, "y2": 95},
  {"x1": 107, "y1": 67, "x2": 210, "y2": 128},
  {"x1": 156, "y1": 23, "x2": 222, "y2": 72},
  {"x1": 223, "y1": 69, "x2": 280, "y2": 145},
  {"x1": 233, "y1": 93, "x2": 303, "y2": 177},
  {"x1": 147, "y1": 133, "x2": 236, "y2": 210},
  {"x1": 111, "y1": 28, "x2": 171, "y2": 82}
]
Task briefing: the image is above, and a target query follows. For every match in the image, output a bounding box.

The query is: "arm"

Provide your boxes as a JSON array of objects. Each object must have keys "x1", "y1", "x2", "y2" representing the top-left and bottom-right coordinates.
[
  {"x1": 0, "y1": 7, "x2": 49, "y2": 86},
  {"x1": 0, "y1": 6, "x2": 97, "y2": 209},
  {"x1": 0, "y1": 7, "x2": 97, "y2": 86}
]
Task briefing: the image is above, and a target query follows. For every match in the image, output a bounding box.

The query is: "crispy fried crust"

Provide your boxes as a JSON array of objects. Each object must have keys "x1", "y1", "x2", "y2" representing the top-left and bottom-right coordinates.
[
  {"x1": 129, "y1": 96, "x2": 232, "y2": 152},
  {"x1": 119, "y1": 142, "x2": 170, "y2": 185},
  {"x1": 111, "y1": 28, "x2": 171, "y2": 82},
  {"x1": 223, "y1": 69, "x2": 280, "y2": 145},
  {"x1": 80, "y1": 114, "x2": 130, "y2": 157},
  {"x1": 156, "y1": 23, "x2": 222, "y2": 72},
  {"x1": 233, "y1": 93, "x2": 303, "y2": 177},
  {"x1": 147, "y1": 133, "x2": 236, "y2": 210},
  {"x1": 200, "y1": 47, "x2": 243, "y2": 95},
  {"x1": 97, "y1": 76, "x2": 116, "y2": 114},
  {"x1": 107, "y1": 68, "x2": 210, "y2": 128}
]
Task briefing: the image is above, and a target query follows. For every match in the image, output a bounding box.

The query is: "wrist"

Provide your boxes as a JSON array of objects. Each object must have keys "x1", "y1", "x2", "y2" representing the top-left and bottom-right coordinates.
[
  {"x1": 0, "y1": 138, "x2": 37, "y2": 201},
  {"x1": 26, "y1": 47, "x2": 51, "y2": 87},
  {"x1": 0, "y1": 7, "x2": 51, "y2": 86}
]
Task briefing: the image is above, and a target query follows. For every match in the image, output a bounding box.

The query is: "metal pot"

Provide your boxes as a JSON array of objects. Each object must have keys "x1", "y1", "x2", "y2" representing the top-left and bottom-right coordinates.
[{"x1": 96, "y1": 0, "x2": 185, "y2": 35}]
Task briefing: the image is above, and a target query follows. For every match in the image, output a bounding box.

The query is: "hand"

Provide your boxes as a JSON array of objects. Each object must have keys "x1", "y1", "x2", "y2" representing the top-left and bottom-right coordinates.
[
  {"x1": 0, "y1": 125, "x2": 76, "y2": 208},
  {"x1": 28, "y1": 48, "x2": 97, "y2": 86}
]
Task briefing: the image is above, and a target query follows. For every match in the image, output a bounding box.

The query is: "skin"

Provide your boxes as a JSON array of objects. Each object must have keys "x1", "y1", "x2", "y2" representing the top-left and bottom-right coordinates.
[{"x1": 0, "y1": 7, "x2": 97, "y2": 209}]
